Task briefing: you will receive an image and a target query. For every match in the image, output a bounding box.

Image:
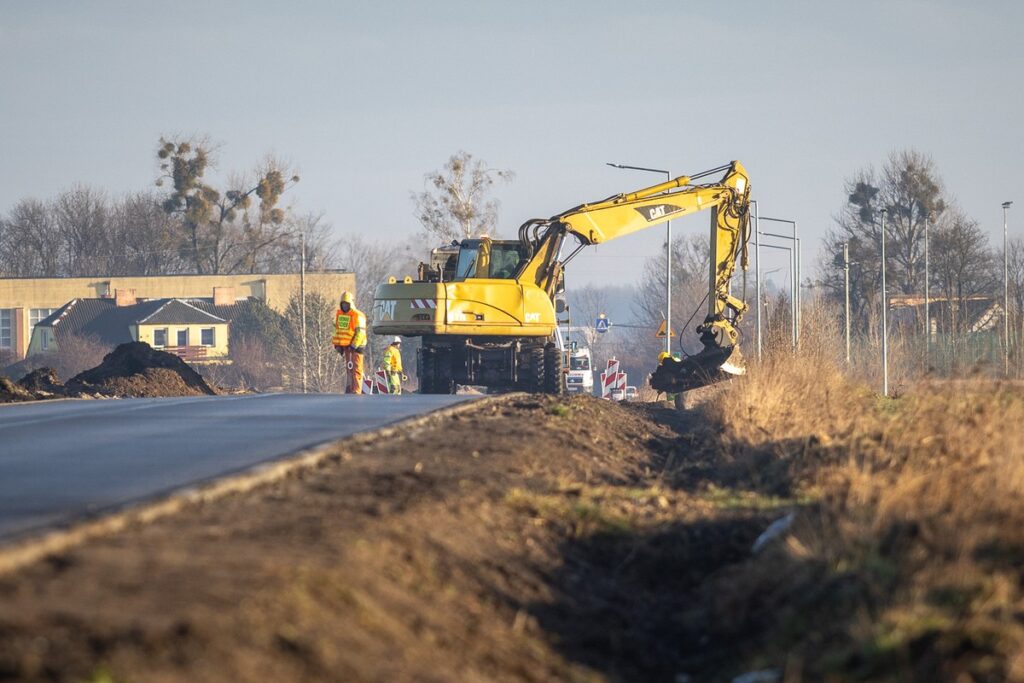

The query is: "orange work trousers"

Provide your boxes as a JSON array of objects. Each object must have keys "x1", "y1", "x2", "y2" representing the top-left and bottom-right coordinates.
[{"x1": 337, "y1": 346, "x2": 365, "y2": 394}]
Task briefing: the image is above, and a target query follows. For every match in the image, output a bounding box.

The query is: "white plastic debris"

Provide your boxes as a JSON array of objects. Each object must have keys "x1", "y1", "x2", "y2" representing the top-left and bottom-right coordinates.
[{"x1": 751, "y1": 512, "x2": 796, "y2": 554}]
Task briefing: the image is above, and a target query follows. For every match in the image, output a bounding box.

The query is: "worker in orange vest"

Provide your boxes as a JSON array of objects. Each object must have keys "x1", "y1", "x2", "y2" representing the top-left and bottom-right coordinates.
[{"x1": 331, "y1": 291, "x2": 367, "y2": 394}]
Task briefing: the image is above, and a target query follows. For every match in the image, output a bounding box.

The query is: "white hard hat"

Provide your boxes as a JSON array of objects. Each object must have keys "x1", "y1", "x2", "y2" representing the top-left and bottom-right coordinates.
[{"x1": 393, "y1": 336, "x2": 402, "y2": 344}]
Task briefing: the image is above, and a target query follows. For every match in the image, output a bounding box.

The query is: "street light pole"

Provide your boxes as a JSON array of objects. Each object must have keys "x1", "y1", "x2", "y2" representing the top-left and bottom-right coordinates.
[
  {"x1": 794, "y1": 221, "x2": 800, "y2": 348},
  {"x1": 1004, "y1": 201, "x2": 1014, "y2": 377},
  {"x1": 606, "y1": 162, "x2": 671, "y2": 355},
  {"x1": 881, "y1": 208, "x2": 889, "y2": 397},
  {"x1": 753, "y1": 200, "x2": 762, "y2": 361},
  {"x1": 925, "y1": 213, "x2": 930, "y2": 372},
  {"x1": 844, "y1": 242, "x2": 851, "y2": 365},
  {"x1": 300, "y1": 231, "x2": 308, "y2": 394}
]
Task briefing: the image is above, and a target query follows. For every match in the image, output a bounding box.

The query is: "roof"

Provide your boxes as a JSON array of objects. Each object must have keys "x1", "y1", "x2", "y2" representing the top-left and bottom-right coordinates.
[
  {"x1": 189, "y1": 298, "x2": 264, "y2": 322},
  {"x1": 37, "y1": 298, "x2": 228, "y2": 348},
  {"x1": 137, "y1": 299, "x2": 226, "y2": 325}
]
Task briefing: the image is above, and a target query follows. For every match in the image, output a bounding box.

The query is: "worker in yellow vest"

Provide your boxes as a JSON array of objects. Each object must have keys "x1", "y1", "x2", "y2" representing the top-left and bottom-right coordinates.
[
  {"x1": 331, "y1": 291, "x2": 367, "y2": 394},
  {"x1": 383, "y1": 336, "x2": 406, "y2": 394}
]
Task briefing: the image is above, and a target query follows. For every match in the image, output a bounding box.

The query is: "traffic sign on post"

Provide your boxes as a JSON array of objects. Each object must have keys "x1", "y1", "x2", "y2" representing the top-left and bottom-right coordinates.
[
  {"x1": 655, "y1": 319, "x2": 674, "y2": 338},
  {"x1": 595, "y1": 314, "x2": 610, "y2": 333}
]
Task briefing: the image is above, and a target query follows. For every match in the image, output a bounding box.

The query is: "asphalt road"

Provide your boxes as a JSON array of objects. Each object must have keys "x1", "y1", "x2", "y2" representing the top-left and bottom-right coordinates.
[{"x1": 0, "y1": 393, "x2": 478, "y2": 543}]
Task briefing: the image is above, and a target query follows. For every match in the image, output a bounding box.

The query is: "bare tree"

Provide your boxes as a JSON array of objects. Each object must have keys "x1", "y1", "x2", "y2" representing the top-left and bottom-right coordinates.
[
  {"x1": 636, "y1": 234, "x2": 709, "y2": 343},
  {"x1": 930, "y1": 210, "x2": 996, "y2": 336},
  {"x1": 567, "y1": 284, "x2": 611, "y2": 352},
  {"x1": 821, "y1": 149, "x2": 950, "y2": 329},
  {"x1": 108, "y1": 191, "x2": 188, "y2": 275},
  {"x1": 281, "y1": 291, "x2": 344, "y2": 393},
  {"x1": 53, "y1": 186, "x2": 111, "y2": 276},
  {"x1": 412, "y1": 150, "x2": 514, "y2": 242},
  {"x1": 0, "y1": 198, "x2": 62, "y2": 277},
  {"x1": 156, "y1": 138, "x2": 300, "y2": 274}
]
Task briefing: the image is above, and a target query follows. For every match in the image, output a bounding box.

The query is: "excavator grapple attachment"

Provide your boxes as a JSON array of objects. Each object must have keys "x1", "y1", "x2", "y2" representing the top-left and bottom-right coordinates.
[{"x1": 649, "y1": 346, "x2": 745, "y2": 394}]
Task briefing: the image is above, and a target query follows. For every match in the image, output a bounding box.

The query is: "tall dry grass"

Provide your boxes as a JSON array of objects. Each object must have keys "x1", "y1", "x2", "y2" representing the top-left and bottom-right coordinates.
[{"x1": 693, "y1": 304, "x2": 1024, "y2": 681}]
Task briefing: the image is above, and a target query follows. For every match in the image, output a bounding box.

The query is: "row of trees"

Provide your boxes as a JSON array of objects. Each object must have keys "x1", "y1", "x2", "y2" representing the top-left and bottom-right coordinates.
[
  {"x1": 820, "y1": 149, "x2": 1021, "y2": 340},
  {"x1": 0, "y1": 138, "x2": 339, "y2": 278}
]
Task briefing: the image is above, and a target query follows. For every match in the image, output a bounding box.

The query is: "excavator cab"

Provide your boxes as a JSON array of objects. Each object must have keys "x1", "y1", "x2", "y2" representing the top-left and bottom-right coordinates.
[{"x1": 452, "y1": 238, "x2": 529, "y2": 280}]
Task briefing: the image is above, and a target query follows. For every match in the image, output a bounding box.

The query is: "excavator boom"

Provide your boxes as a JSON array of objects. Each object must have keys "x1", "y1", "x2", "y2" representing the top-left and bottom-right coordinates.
[
  {"x1": 515, "y1": 161, "x2": 752, "y2": 393},
  {"x1": 372, "y1": 160, "x2": 752, "y2": 396}
]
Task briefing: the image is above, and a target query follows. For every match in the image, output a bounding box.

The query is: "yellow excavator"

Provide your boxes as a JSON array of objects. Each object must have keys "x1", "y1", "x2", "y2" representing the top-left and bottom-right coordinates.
[{"x1": 372, "y1": 161, "x2": 752, "y2": 395}]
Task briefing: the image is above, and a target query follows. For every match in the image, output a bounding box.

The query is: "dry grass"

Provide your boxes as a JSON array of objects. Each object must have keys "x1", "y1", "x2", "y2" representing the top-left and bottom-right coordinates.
[{"x1": 691, "y1": 326, "x2": 1024, "y2": 681}]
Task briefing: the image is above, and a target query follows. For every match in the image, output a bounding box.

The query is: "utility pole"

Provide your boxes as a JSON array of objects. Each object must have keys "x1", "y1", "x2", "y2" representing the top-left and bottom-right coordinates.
[
  {"x1": 844, "y1": 242, "x2": 851, "y2": 365},
  {"x1": 924, "y1": 212, "x2": 931, "y2": 372},
  {"x1": 1004, "y1": 201, "x2": 1014, "y2": 377},
  {"x1": 881, "y1": 208, "x2": 889, "y2": 397},
  {"x1": 753, "y1": 200, "x2": 762, "y2": 361},
  {"x1": 794, "y1": 221, "x2": 800, "y2": 348},
  {"x1": 300, "y1": 232, "x2": 308, "y2": 394}
]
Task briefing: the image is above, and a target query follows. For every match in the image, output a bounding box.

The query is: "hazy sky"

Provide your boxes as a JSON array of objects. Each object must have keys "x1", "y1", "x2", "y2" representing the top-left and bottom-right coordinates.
[{"x1": 2, "y1": 0, "x2": 1021, "y2": 290}]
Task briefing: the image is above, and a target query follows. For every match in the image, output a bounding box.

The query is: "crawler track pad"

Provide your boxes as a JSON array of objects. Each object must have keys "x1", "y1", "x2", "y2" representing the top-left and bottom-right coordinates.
[{"x1": 649, "y1": 346, "x2": 744, "y2": 393}]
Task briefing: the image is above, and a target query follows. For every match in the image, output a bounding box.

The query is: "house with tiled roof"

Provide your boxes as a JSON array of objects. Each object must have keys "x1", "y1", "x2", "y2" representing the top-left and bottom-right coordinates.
[{"x1": 29, "y1": 297, "x2": 230, "y2": 361}]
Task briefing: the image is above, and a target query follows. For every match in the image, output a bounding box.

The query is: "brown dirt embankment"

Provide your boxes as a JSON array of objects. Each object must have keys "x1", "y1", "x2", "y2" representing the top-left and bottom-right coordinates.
[
  {"x1": 0, "y1": 342, "x2": 217, "y2": 403},
  {"x1": 0, "y1": 395, "x2": 782, "y2": 683}
]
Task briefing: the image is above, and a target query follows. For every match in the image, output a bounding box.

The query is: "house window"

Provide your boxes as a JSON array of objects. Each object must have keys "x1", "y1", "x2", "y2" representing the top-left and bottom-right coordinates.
[
  {"x1": 0, "y1": 310, "x2": 11, "y2": 349},
  {"x1": 201, "y1": 328, "x2": 215, "y2": 346},
  {"x1": 153, "y1": 328, "x2": 168, "y2": 347},
  {"x1": 177, "y1": 329, "x2": 189, "y2": 347},
  {"x1": 40, "y1": 328, "x2": 54, "y2": 351}
]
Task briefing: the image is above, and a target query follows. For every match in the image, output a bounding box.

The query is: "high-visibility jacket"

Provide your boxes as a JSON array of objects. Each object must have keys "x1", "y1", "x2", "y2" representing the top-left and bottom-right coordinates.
[
  {"x1": 384, "y1": 345, "x2": 403, "y2": 372},
  {"x1": 332, "y1": 307, "x2": 367, "y2": 349}
]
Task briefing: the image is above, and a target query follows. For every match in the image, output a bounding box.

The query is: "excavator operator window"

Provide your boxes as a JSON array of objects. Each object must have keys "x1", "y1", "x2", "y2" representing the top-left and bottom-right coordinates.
[
  {"x1": 454, "y1": 240, "x2": 527, "y2": 280},
  {"x1": 455, "y1": 241, "x2": 481, "y2": 280}
]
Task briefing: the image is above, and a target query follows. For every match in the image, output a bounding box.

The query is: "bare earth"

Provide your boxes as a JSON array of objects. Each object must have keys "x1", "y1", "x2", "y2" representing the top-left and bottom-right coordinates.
[{"x1": 0, "y1": 395, "x2": 776, "y2": 683}]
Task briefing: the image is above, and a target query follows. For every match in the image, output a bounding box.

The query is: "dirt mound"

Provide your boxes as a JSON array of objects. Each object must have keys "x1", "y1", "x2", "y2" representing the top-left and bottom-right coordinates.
[
  {"x1": 16, "y1": 367, "x2": 62, "y2": 393},
  {"x1": 67, "y1": 342, "x2": 217, "y2": 398},
  {"x1": 0, "y1": 377, "x2": 34, "y2": 403}
]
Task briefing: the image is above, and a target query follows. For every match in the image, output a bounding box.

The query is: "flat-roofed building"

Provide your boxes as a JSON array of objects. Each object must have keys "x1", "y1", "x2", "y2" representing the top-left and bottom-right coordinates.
[{"x1": 0, "y1": 272, "x2": 354, "y2": 360}]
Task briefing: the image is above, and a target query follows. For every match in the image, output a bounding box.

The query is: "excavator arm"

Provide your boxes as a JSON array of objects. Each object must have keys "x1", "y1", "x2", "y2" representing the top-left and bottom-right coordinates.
[{"x1": 515, "y1": 161, "x2": 752, "y2": 392}]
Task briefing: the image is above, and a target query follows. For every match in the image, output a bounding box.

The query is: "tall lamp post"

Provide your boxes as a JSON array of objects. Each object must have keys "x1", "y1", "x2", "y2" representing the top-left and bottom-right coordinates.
[
  {"x1": 607, "y1": 162, "x2": 672, "y2": 355},
  {"x1": 844, "y1": 242, "x2": 851, "y2": 365},
  {"x1": 924, "y1": 213, "x2": 931, "y2": 372},
  {"x1": 1004, "y1": 201, "x2": 1014, "y2": 377},
  {"x1": 300, "y1": 232, "x2": 308, "y2": 394},
  {"x1": 881, "y1": 208, "x2": 889, "y2": 397},
  {"x1": 752, "y1": 200, "x2": 762, "y2": 361}
]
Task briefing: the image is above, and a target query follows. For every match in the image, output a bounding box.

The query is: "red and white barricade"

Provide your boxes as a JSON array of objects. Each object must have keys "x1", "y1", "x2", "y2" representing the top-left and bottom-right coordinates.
[
  {"x1": 600, "y1": 358, "x2": 619, "y2": 399},
  {"x1": 361, "y1": 376, "x2": 375, "y2": 394},
  {"x1": 375, "y1": 369, "x2": 390, "y2": 394}
]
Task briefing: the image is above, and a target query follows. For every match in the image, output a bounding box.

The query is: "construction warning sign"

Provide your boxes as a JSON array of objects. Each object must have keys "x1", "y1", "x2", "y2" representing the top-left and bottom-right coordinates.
[{"x1": 655, "y1": 320, "x2": 674, "y2": 338}]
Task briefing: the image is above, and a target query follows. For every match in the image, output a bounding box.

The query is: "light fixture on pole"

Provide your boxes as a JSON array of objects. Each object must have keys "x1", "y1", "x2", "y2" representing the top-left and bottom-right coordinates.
[
  {"x1": 881, "y1": 208, "x2": 889, "y2": 397},
  {"x1": 606, "y1": 162, "x2": 672, "y2": 356},
  {"x1": 1004, "y1": 201, "x2": 1014, "y2": 377}
]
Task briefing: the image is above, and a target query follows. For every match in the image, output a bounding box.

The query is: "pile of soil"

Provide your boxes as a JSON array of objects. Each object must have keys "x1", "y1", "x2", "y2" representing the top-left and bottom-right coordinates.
[
  {"x1": 16, "y1": 367, "x2": 62, "y2": 393},
  {"x1": 0, "y1": 377, "x2": 34, "y2": 403},
  {"x1": 66, "y1": 342, "x2": 217, "y2": 398},
  {"x1": 0, "y1": 395, "x2": 785, "y2": 682},
  {"x1": 0, "y1": 343, "x2": 218, "y2": 403}
]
